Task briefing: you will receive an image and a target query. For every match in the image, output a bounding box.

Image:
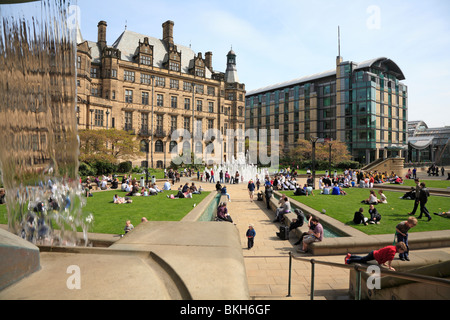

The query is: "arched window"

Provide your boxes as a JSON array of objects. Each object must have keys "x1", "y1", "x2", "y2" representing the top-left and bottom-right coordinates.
[
  {"x1": 169, "y1": 141, "x2": 178, "y2": 154},
  {"x1": 156, "y1": 160, "x2": 164, "y2": 168},
  {"x1": 195, "y1": 141, "x2": 203, "y2": 154},
  {"x1": 155, "y1": 140, "x2": 163, "y2": 153},
  {"x1": 182, "y1": 141, "x2": 191, "y2": 154}
]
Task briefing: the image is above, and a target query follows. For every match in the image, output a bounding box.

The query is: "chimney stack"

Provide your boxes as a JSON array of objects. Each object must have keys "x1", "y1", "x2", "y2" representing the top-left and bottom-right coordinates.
[
  {"x1": 205, "y1": 51, "x2": 213, "y2": 70},
  {"x1": 97, "y1": 20, "x2": 107, "y2": 50},
  {"x1": 162, "y1": 20, "x2": 174, "y2": 45}
]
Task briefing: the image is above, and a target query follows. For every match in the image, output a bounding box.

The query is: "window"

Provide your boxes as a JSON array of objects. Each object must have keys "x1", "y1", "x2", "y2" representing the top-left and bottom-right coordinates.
[
  {"x1": 142, "y1": 92, "x2": 149, "y2": 105},
  {"x1": 141, "y1": 73, "x2": 152, "y2": 85},
  {"x1": 208, "y1": 119, "x2": 214, "y2": 129},
  {"x1": 124, "y1": 112, "x2": 133, "y2": 131},
  {"x1": 91, "y1": 86, "x2": 101, "y2": 97},
  {"x1": 77, "y1": 56, "x2": 81, "y2": 69},
  {"x1": 183, "y1": 82, "x2": 192, "y2": 91},
  {"x1": 207, "y1": 86, "x2": 215, "y2": 96},
  {"x1": 171, "y1": 96, "x2": 178, "y2": 108},
  {"x1": 169, "y1": 61, "x2": 180, "y2": 72},
  {"x1": 195, "y1": 68, "x2": 204, "y2": 77},
  {"x1": 140, "y1": 55, "x2": 152, "y2": 66},
  {"x1": 157, "y1": 94, "x2": 164, "y2": 107},
  {"x1": 170, "y1": 116, "x2": 177, "y2": 133},
  {"x1": 170, "y1": 79, "x2": 179, "y2": 89},
  {"x1": 195, "y1": 85, "x2": 204, "y2": 94},
  {"x1": 125, "y1": 90, "x2": 133, "y2": 103},
  {"x1": 184, "y1": 117, "x2": 190, "y2": 131},
  {"x1": 196, "y1": 100, "x2": 203, "y2": 112},
  {"x1": 169, "y1": 141, "x2": 178, "y2": 153},
  {"x1": 141, "y1": 113, "x2": 149, "y2": 133},
  {"x1": 124, "y1": 70, "x2": 135, "y2": 82},
  {"x1": 184, "y1": 98, "x2": 190, "y2": 110},
  {"x1": 155, "y1": 76, "x2": 165, "y2": 87},
  {"x1": 208, "y1": 102, "x2": 214, "y2": 113},
  {"x1": 90, "y1": 68, "x2": 98, "y2": 78},
  {"x1": 94, "y1": 109, "x2": 104, "y2": 127},
  {"x1": 155, "y1": 140, "x2": 163, "y2": 153},
  {"x1": 156, "y1": 115, "x2": 163, "y2": 132}
]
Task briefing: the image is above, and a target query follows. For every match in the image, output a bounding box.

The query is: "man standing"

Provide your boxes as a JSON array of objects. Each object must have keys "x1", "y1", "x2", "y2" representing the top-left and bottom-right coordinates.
[
  {"x1": 247, "y1": 179, "x2": 256, "y2": 202},
  {"x1": 408, "y1": 178, "x2": 421, "y2": 216},
  {"x1": 418, "y1": 182, "x2": 432, "y2": 221}
]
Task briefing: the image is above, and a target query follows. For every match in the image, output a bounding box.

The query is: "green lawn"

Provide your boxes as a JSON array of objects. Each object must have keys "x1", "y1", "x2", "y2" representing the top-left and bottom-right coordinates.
[
  {"x1": 280, "y1": 188, "x2": 450, "y2": 235},
  {"x1": 400, "y1": 179, "x2": 450, "y2": 189},
  {"x1": 0, "y1": 190, "x2": 210, "y2": 235}
]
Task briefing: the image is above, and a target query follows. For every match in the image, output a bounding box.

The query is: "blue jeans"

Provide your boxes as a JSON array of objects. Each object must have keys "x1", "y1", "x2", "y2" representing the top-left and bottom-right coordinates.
[
  {"x1": 397, "y1": 233, "x2": 409, "y2": 258},
  {"x1": 347, "y1": 251, "x2": 375, "y2": 264}
]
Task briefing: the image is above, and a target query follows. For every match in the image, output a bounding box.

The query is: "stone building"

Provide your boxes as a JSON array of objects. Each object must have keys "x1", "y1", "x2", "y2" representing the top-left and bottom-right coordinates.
[{"x1": 76, "y1": 20, "x2": 245, "y2": 168}]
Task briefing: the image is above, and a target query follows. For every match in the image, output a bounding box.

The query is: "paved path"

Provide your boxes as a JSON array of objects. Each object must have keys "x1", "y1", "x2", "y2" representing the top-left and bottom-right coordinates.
[{"x1": 195, "y1": 178, "x2": 351, "y2": 300}]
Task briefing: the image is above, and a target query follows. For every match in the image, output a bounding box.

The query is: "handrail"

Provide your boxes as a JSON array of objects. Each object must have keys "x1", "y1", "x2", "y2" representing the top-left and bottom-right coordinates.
[{"x1": 287, "y1": 252, "x2": 450, "y2": 300}]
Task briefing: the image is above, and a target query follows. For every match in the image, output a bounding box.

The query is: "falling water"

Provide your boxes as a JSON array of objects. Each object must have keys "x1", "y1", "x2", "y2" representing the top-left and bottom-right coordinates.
[{"x1": 0, "y1": 0, "x2": 93, "y2": 246}]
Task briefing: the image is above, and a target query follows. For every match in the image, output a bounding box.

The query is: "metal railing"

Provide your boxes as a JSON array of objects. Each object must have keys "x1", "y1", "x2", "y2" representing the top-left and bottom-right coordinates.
[{"x1": 287, "y1": 252, "x2": 450, "y2": 300}]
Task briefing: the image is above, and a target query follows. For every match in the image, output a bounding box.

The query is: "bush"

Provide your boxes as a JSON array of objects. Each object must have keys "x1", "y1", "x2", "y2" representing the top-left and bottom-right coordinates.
[
  {"x1": 117, "y1": 161, "x2": 132, "y2": 173},
  {"x1": 335, "y1": 161, "x2": 361, "y2": 170},
  {"x1": 79, "y1": 162, "x2": 96, "y2": 177},
  {"x1": 92, "y1": 160, "x2": 118, "y2": 175}
]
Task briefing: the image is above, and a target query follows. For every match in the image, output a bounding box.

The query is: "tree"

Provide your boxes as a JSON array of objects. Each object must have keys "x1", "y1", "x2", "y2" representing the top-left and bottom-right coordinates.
[
  {"x1": 78, "y1": 129, "x2": 143, "y2": 164},
  {"x1": 286, "y1": 139, "x2": 352, "y2": 165}
]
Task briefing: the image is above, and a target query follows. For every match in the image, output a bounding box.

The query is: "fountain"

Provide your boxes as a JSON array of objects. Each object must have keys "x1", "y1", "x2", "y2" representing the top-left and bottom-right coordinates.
[
  {"x1": 0, "y1": 0, "x2": 93, "y2": 247},
  {"x1": 212, "y1": 153, "x2": 270, "y2": 183}
]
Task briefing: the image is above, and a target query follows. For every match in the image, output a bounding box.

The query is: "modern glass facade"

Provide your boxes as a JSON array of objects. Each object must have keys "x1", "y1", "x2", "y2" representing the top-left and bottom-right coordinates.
[{"x1": 245, "y1": 56, "x2": 408, "y2": 164}]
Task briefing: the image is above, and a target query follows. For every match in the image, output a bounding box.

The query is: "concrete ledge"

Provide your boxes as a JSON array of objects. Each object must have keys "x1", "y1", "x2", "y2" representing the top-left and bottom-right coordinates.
[
  {"x1": 0, "y1": 228, "x2": 40, "y2": 291},
  {"x1": 266, "y1": 191, "x2": 450, "y2": 256}
]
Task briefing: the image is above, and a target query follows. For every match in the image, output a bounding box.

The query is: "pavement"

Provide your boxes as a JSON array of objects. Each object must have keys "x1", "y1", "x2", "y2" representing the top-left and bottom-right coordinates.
[
  {"x1": 194, "y1": 172, "x2": 450, "y2": 300},
  {"x1": 196, "y1": 177, "x2": 351, "y2": 300}
]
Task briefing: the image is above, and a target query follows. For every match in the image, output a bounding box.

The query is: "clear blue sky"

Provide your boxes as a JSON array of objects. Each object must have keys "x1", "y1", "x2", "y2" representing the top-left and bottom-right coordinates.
[{"x1": 74, "y1": 0, "x2": 450, "y2": 128}]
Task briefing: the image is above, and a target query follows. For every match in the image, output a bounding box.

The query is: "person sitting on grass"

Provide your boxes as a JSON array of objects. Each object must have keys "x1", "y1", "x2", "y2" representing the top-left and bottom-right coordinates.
[
  {"x1": 362, "y1": 190, "x2": 378, "y2": 205},
  {"x1": 367, "y1": 204, "x2": 382, "y2": 224},
  {"x1": 353, "y1": 207, "x2": 368, "y2": 225},
  {"x1": 377, "y1": 189, "x2": 388, "y2": 204},
  {"x1": 113, "y1": 194, "x2": 132, "y2": 204},
  {"x1": 345, "y1": 242, "x2": 407, "y2": 271}
]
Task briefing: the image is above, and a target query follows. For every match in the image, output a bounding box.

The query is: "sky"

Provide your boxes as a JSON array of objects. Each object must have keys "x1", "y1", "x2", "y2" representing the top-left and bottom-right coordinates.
[{"x1": 73, "y1": 0, "x2": 450, "y2": 128}]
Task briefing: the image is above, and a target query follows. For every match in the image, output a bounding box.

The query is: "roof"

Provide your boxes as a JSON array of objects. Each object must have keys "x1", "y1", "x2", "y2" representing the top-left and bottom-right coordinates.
[
  {"x1": 246, "y1": 69, "x2": 336, "y2": 96},
  {"x1": 81, "y1": 29, "x2": 213, "y2": 78},
  {"x1": 247, "y1": 57, "x2": 405, "y2": 96}
]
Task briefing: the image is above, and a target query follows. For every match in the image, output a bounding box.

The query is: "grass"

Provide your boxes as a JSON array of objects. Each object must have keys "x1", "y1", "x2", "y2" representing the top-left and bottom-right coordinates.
[
  {"x1": 400, "y1": 179, "x2": 450, "y2": 189},
  {"x1": 0, "y1": 190, "x2": 210, "y2": 235},
  {"x1": 280, "y1": 188, "x2": 450, "y2": 235}
]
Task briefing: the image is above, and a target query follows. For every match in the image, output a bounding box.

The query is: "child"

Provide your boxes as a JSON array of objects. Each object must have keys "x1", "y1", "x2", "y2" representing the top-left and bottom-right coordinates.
[
  {"x1": 124, "y1": 220, "x2": 134, "y2": 234},
  {"x1": 395, "y1": 216, "x2": 418, "y2": 261},
  {"x1": 246, "y1": 224, "x2": 256, "y2": 250},
  {"x1": 345, "y1": 242, "x2": 407, "y2": 271}
]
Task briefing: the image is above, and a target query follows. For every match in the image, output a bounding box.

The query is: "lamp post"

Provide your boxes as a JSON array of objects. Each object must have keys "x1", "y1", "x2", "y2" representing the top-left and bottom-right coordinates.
[
  {"x1": 106, "y1": 110, "x2": 110, "y2": 129},
  {"x1": 89, "y1": 109, "x2": 94, "y2": 129},
  {"x1": 310, "y1": 136, "x2": 319, "y2": 190},
  {"x1": 192, "y1": 82, "x2": 196, "y2": 155},
  {"x1": 151, "y1": 75, "x2": 155, "y2": 169}
]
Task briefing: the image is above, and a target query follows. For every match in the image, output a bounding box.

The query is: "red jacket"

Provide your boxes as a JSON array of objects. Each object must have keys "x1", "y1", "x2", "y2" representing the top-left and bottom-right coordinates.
[{"x1": 373, "y1": 246, "x2": 396, "y2": 264}]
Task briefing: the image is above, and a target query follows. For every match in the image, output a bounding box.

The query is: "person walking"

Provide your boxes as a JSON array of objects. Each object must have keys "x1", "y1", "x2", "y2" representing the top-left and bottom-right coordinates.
[
  {"x1": 418, "y1": 182, "x2": 432, "y2": 221},
  {"x1": 408, "y1": 179, "x2": 421, "y2": 216},
  {"x1": 246, "y1": 224, "x2": 256, "y2": 249},
  {"x1": 247, "y1": 179, "x2": 256, "y2": 202}
]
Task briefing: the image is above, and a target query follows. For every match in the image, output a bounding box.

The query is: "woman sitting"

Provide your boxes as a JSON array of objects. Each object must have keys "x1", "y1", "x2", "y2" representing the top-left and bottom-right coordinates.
[
  {"x1": 377, "y1": 189, "x2": 388, "y2": 204},
  {"x1": 362, "y1": 190, "x2": 378, "y2": 205}
]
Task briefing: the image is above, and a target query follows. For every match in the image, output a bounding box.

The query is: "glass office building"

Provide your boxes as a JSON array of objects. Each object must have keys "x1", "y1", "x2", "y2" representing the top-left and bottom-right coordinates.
[{"x1": 245, "y1": 56, "x2": 408, "y2": 164}]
